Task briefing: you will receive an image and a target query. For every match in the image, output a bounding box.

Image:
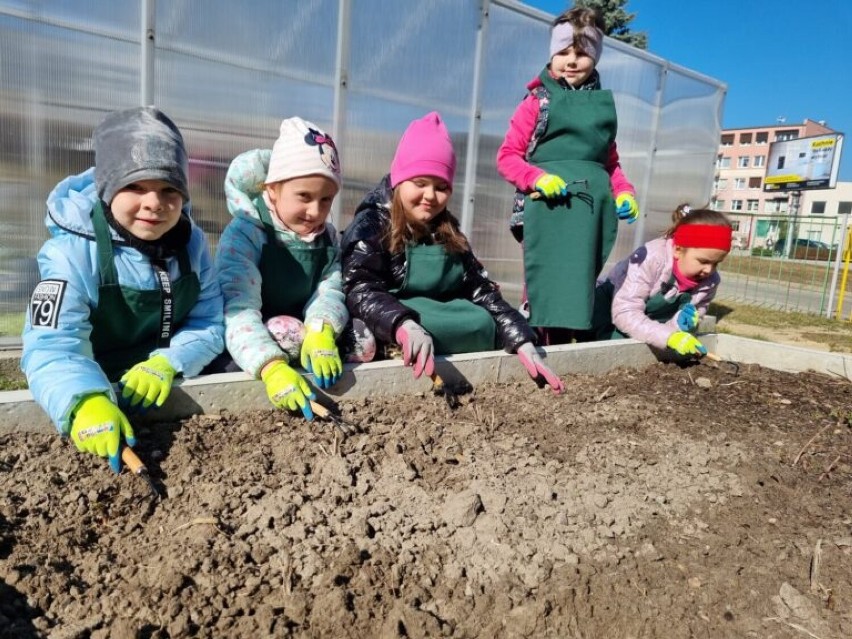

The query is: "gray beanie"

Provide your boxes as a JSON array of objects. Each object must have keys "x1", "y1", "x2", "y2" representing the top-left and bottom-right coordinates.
[{"x1": 94, "y1": 106, "x2": 190, "y2": 205}]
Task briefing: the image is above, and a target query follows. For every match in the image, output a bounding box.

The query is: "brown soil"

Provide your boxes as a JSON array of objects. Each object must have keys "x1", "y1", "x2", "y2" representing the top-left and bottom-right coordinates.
[{"x1": 1, "y1": 362, "x2": 851, "y2": 638}]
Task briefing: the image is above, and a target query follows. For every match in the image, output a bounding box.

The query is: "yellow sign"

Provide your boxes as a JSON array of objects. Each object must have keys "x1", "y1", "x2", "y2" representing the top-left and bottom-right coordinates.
[
  {"x1": 765, "y1": 174, "x2": 802, "y2": 184},
  {"x1": 812, "y1": 138, "x2": 835, "y2": 149}
]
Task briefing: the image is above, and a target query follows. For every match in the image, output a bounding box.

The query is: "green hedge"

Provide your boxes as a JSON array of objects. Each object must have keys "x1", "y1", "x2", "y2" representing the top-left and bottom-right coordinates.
[{"x1": 750, "y1": 248, "x2": 775, "y2": 257}]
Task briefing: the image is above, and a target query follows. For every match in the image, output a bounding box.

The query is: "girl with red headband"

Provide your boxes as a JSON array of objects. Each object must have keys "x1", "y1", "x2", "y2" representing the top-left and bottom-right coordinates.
[{"x1": 592, "y1": 204, "x2": 733, "y2": 357}]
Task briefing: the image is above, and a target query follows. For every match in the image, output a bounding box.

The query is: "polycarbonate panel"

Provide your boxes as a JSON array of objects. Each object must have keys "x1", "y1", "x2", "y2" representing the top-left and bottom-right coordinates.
[
  {"x1": 2, "y1": 0, "x2": 138, "y2": 37},
  {"x1": 348, "y1": 0, "x2": 478, "y2": 113},
  {"x1": 0, "y1": 11, "x2": 140, "y2": 333},
  {"x1": 0, "y1": 0, "x2": 726, "y2": 338},
  {"x1": 642, "y1": 69, "x2": 725, "y2": 240},
  {"x1": 155, "y1": 0, "x2": 338, "y2": 81}
]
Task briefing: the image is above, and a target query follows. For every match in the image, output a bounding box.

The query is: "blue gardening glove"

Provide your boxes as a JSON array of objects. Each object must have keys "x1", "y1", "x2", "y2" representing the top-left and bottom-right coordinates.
[
  {"x1": 677, "y1": 303, "x2": 700, "y2": 332},
  {"x1": 70, "y1": 394, "x2": 136, "y2": 473},
  {"x1": 666, "y1": 331, "x2": 707, "y2": 357},
  {"x1": 615, "y1": 193, "x2": 639, "y2": 224},
  {"x1": 395, "y1": 320, "x2": 434, "y2": 379},
  {"x1": 517, "y1": 342, "x2": 564, "y2": 394},
  {"x1": 119, "y1": 354, "x2": 176, "y2": 412},
  {"x1": 261, "y1": 360, "x2": 315, "y2": 420},
  {"x1": 534, "y1": 174, "x2": 568, "y2": 199},
  {"x1": 300, "y1": 323, "x2": 343, "y2": 389}
]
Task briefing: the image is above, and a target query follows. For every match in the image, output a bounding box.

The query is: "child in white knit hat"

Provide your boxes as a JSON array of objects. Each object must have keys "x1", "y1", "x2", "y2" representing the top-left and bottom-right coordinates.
[{"x1": 215, "y1": 117, "x2": 373, "y2": 420}]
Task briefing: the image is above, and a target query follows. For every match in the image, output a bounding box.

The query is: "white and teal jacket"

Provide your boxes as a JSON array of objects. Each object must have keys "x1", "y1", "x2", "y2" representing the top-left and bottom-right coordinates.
[{"x1": 215, "y1": 149, "x2": 348, "y2": 378}]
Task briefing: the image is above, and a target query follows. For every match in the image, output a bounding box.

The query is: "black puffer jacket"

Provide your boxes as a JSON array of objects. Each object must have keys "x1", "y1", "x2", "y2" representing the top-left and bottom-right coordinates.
[{"x1": 340, "y1": 175, "x2": 536, "y2": 352}]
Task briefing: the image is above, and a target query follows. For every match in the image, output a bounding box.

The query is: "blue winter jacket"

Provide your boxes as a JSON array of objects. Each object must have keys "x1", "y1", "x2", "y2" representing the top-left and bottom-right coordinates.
[{"x1": 21, "y1": 168, "x2": 225, "y2": 433}]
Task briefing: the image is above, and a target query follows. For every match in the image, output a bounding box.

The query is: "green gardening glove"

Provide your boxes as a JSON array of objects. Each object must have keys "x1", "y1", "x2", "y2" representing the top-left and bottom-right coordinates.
[
  {"x1": 534, "y1": 173, "x2": 568, "y2": 199},
  {"x1": 70, "y1": 393, "x2": 136, "y2": 473},
  {"x1": 666, "y1": 331, "x2": 707, "y2": 357},
  {"x1": 261, "y1": 360, "x2": 316, "y2": 420},
  {"x1": 300, "y1": 323, "x2": 343, "y2": 389},
  {"x1": 119, "y1": 354, "x2": 176, "y2": 412}
]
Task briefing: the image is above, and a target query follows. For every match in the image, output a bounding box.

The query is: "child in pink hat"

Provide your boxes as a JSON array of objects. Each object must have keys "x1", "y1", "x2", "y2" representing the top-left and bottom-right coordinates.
[{"x1": 340, "y1": 112, "x2": 563, "y2": 394}]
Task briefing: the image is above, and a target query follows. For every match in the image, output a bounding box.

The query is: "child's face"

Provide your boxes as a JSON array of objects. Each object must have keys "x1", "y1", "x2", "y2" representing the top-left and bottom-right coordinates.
[
  {"x1": 674, "y1": 246, "x2": 729, "y2": 281},
  {"x1": 265, "y1": 175, "x2": 338, "y2": 237},
  {"x1": 397, "y1": 176, "x2": 451, "y2": 223},
  {"x1": 550, "y1": 45, "x2": 595, "y2": 87},
  {"x1": 110, "y1": 179, "x2": 184, "y2": 241}
]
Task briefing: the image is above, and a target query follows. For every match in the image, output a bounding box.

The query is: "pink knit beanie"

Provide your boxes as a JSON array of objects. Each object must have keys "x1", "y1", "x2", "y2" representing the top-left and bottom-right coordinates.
[{"x1": 389, "y1": 112, "x2": 456, "y2": 188}]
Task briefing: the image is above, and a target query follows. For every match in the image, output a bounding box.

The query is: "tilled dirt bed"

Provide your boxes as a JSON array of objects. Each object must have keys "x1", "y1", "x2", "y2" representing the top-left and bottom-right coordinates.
[{"x1": 1, "y1": 361, "x2": 851, "y2": 639}]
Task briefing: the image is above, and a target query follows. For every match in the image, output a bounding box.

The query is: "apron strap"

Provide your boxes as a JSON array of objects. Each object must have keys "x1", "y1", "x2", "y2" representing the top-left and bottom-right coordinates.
[
  {"x1": 91, "y1": 201, "x2": 120, "y2": 287},
  {"x1": 256, "y1": 196, "x2": 279, "y2": 244},
  {"x1": 151, "y1": 259, "x2": 174, "y2": 348}
]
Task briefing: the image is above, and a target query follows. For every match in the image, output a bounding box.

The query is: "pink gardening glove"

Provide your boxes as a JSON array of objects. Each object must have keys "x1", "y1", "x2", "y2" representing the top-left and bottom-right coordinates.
[
  {"x1": 395, "y1": 320, "x2": 435, "y2": 379},
  {"x1": 517, "y1": 342, "x2": 564, "y2": 394}
]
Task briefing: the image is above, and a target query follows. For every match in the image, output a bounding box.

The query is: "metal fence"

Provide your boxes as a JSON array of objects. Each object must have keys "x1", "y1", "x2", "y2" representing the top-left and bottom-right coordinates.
[
  {"x1": 718, "y1": 212, "x2": 852, "y2": 318},
  {"x1": 0, "y1": 0, "x2": 727, "y2": 340}
]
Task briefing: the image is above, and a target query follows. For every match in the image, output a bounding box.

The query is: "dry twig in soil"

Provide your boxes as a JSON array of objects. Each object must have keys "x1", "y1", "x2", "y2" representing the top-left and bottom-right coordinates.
[{"x1": 792, "y1": 422, "x2": 834, "y2": 467}]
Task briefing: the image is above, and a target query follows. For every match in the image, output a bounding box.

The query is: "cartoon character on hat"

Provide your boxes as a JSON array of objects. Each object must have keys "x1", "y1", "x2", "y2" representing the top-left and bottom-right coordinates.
[{"x1": 304, "y1": 127, "x2": 340, "y2": 178}]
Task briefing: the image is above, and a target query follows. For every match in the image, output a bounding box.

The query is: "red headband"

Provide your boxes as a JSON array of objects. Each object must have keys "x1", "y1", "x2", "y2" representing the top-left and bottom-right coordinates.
[{"x1": 673, "y1": 224, "x2": 732, "y2": 251}]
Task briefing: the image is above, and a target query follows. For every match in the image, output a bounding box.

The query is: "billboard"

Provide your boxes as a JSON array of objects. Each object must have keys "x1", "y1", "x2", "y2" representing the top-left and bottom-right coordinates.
[{"x1": 763, "y1": 133, "x2": 844, "y2": 192}]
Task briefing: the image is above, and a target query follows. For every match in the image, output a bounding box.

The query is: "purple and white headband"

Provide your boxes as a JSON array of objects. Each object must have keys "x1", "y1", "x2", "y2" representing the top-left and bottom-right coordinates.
[{"x1": 549, "y1": 22, "x2": 604, "y2": 62}]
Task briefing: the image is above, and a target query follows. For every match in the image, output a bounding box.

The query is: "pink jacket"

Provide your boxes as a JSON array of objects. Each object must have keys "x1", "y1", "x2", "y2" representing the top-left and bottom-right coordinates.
[
  {"x1": 496, "y1": 77, "x2": 635, "y2": 195},
  {"x1": 599, "y1": 237, "x2": 720, "y2": 349}
]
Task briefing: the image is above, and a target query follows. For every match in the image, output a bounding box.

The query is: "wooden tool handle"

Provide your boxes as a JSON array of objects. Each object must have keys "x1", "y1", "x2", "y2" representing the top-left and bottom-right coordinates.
[
  {"x1": 309, "y1": 399, "x2": 331, "y2": 419},
  {"x1": 704, "y1": 352, "x2": 722, "y2": 362},
  {"x1": 121, "y1": 447, "x2": 146, "y2": 474},
  {"x1": 430, "y1": 372, "x2": 445, "y2": 390}
]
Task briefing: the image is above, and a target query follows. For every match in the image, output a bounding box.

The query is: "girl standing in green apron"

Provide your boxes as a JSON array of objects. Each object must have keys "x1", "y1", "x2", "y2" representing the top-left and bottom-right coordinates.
[
  {"x1": 496, "y1": 6, "x2": 639, "y2": 345},
  {"x1": 592, "y1": 205, "x2": 733, "y2": 357},
  {"x1": 216, "y1": 117, "x2": 368, "y2": 421},
  {"x1": 341, "y1": 112, "x2": 563, "y2": 393},
  {"x1": 22, "y1": 107, "x2": 225, "y2": 472}
]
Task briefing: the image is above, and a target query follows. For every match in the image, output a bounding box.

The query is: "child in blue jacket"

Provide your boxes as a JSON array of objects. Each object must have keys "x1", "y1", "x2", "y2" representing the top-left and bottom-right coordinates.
[{"x1": 21, "y1": 107, "x2": 225, "y2": 472}]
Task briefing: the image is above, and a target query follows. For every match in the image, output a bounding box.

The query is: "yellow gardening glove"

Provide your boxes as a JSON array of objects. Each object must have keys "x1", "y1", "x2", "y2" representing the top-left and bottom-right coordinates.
[
  {"x1": 119, "y1": 354, "x2": 176, "y2": 412},
  {"x1": 666, "y1": 331, "x2": 707, "y2": 357},
  {"x1": 70, "y1": 393, "x2": 135, "y2": 473},
  {"x1": 615, "y1": 193, "x2": 639, "y2": 224},
  {"x1": 261, "y1": 360, "x2": 315, "y2": 420},
  {"x1": 299, "y1": 323, "x2": 343, "y2": 389},
  {"x1": 534, "y1": 173, "x2": 568, "y2": 199}
]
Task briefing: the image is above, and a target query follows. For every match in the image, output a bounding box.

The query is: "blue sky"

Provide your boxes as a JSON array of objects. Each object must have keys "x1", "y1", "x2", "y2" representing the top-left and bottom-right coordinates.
[{"x1": 525, "y1": 0, "x2": 852, "y2": 181}]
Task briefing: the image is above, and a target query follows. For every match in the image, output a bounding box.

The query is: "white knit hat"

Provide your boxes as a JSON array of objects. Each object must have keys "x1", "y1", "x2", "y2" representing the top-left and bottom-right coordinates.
[{"x1": 265, "y1": 117, "x2": 341, "y2": 187}]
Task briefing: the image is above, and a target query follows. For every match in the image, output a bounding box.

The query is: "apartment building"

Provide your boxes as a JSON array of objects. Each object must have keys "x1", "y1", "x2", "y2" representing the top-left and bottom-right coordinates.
[
  {"x1": 714, "y1": 119, "x2": 833, "y2": 216},
  {"x1": 713, "y1": 119, "x2": 850, "y2": 250}
]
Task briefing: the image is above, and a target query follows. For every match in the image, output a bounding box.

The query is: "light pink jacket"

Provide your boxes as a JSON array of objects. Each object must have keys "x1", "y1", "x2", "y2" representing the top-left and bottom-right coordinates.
[
  {"x1": 496, "y1": 76, "x2": 635, "y2": 195},
  {"x1": 599, "y1": 237, "x2": 720, "y2": 349}
]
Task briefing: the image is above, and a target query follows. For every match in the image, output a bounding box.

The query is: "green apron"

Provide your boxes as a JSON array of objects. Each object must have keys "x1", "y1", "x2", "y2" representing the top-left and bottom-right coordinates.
[
  {"x1": 89, "y1": 202, "x2": 200, "y2": 381},
  {"x1": 592, "y1": 276, "x2": 691, "y2": 341},
  {"x1": 394, "y1": 243, "x2": 496, "y2": 354},
  {"x1": 524, "y1": 69, "x2": 619, "y2": 330},
  {"x1": 255, "y1": 197, "x2": 337, "y2": 320}
]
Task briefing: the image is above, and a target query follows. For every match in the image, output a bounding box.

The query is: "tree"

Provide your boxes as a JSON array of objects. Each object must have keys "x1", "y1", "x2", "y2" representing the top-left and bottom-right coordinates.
[{"x1": 572, "y1": 0, "x2": 648, "y2": 50}]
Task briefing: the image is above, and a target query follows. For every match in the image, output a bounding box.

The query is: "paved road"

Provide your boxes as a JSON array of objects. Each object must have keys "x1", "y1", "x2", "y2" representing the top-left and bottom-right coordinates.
[{"x1": 717, "y1": 270, "x2": 852, "y2": 319}]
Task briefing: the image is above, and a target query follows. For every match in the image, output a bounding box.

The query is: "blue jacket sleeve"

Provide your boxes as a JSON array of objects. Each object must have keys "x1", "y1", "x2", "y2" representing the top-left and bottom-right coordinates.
[{"x1": 21, "y1": 236, "x2": 115, "y2": 434}]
